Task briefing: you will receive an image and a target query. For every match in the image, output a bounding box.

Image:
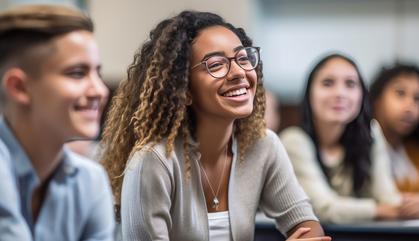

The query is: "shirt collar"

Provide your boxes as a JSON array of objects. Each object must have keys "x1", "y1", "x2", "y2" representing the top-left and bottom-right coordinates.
[
  {"x1": 0, "y1": 116, "x2": 79, "y2": 180},
  {"x1": 58, "y1": 148, "x2": 79, "y2": 177}
]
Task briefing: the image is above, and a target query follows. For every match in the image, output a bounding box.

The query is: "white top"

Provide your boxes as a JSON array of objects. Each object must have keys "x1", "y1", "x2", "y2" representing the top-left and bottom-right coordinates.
[
  {"x1": 388, "y1": 144, "x2": 419, "y2": 184},
  {"x1": 373, "y1": 121, "x2": 419, "y2": 185},
  {"x1": 280, "y1": 122, "x2": 401, "y2": 224},
  {"x1": 208, "y1": 211, "x2": 231, "y2": 241}
]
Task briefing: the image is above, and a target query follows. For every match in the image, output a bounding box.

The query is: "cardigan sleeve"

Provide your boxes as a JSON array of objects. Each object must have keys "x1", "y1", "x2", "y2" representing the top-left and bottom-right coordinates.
[
  {"x1": 120, "y1": 148, "x2": 173, "y2": 241},
  {"x1": 370, "y1": 120, "x2": 401, "y2": 205},
  {"x1": 259, "y1": 130, "x2": 318, "y2": 235},
  {"x1": 280, "y1": 127, "x2": 377, "y2": 224}
]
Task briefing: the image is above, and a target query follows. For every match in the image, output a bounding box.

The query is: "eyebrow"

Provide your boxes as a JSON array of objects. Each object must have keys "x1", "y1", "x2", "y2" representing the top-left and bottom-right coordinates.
[
  {"x1": 200, "y1": 46, "x2": 245, "y2": 61},
  {"x1": 322, "y1": 74, "x2": 358, "y2": 80},
  {"x1": 233, "y1": 46, "x2": 244, "y2": 52},
  {"x1": 201, "y1": 51, "x2": 225, "y2": 61},
  {"x1": 63, "y1": 63, "x2": 101, "y2": 72}
]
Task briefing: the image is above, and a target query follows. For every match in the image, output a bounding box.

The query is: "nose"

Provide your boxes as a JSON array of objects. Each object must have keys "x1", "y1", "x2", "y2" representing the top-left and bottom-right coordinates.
[
  {"x1": 226, "y1": 59, "x2": 246, "y2": 80},
  {"x1": 404, "y1": 96, "x2": 418, "y2": 114},
  {"x1": 86, "y1": 71, "x2": 109, "y2": 101},
  {"x1": 333, "y1": 82, "x2": 347, "y2": 99}
]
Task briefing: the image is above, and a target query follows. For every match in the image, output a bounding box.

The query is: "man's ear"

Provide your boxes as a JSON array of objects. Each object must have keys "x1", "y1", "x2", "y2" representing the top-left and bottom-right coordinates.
[{"x1": 2, "y1": 68, "x2": 31, "y2": 105}]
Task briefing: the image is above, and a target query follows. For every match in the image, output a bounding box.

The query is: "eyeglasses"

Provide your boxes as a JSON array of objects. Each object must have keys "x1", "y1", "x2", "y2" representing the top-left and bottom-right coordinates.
[{"x1": 191, "y1": 46, "x2": 260, "y2": 78}]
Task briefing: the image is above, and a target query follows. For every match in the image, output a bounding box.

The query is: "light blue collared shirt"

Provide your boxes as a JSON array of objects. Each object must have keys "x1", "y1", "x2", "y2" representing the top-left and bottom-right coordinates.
[{"x1": 0, "y1": 117, "x2": 115, "y2": 241}]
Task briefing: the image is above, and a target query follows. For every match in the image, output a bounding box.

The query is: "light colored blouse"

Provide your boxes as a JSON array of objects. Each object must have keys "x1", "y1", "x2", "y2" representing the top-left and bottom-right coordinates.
[
  {"x1": 375, "y1": 121, "x2": 419, "y2": 192},
  {"x1": 280, "y1": 123, "x2": 401, "y2": 224},
  {"x1": 120, "y1": 129, "x2": 318, "y2": 241}
]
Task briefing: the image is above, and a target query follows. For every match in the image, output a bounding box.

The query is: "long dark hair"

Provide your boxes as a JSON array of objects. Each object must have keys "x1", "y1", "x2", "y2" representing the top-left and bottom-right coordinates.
[
  {"x1": 301, "y1": 53, "x2": 372, "y2": 196},
  {"x1": 370, "y1": 63, "x2": 419, "y2": 110},
  {"x1": 370, "y1": 64, "x2": 419, "y2": 143}
]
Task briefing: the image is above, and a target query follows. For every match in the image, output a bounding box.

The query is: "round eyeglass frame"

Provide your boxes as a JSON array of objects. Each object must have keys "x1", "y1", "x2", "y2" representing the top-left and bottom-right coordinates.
[{"x1": 191, "y1": 46, "x2": 261, "y2": 78}]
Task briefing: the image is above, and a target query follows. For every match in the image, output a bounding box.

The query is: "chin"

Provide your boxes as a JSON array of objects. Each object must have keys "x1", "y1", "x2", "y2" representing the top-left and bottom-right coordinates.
[
  {"x1": 73, "y1": 126, "x2": 100, "y2": 139},
  {"x1": 234, "y1": 109, "x2": 254, "y2": 119}
]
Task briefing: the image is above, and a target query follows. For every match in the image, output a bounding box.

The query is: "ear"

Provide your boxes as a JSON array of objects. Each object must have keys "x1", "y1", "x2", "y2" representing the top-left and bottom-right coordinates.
[
  {"x1": 185, "y1": 90, "x2": 192, "y2": 106},
  {"x1": 2, "y1": 68, "x2": 31, "y2": 105}
]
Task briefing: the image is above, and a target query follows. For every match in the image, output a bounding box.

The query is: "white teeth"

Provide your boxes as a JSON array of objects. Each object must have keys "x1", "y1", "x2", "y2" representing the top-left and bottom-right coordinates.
[
  {"x1": 76, "y1": 101, "x2": 99, "y2": 110},
  {"x1": 90, "y1": 101, "x2": 99, "y2": 110},
  {"x1": 223, "y1": 88, "x2": 247, "y2": 97}
]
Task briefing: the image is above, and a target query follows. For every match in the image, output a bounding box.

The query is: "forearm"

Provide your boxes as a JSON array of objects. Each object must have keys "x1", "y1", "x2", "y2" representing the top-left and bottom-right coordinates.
[{"x1": 287, "y1": 220, "x2": 325, "y2": 238}]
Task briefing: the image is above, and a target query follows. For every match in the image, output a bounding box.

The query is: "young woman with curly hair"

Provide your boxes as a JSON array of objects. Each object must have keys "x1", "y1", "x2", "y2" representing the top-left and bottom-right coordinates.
[{"x1": 101, "y1": 11, "x2": 329, "y2": 241}]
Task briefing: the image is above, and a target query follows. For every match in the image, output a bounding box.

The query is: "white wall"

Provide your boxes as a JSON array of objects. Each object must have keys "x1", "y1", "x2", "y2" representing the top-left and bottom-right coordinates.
[
  {"x1": 88, "y1": 0, "x2": 252, "y2": 84},
  {"x1": 253, "y1": 0, "x2": 419, "y2": 103},
  {"x1": 0, "y1": 0, "x2": 82, "y2": 9}
]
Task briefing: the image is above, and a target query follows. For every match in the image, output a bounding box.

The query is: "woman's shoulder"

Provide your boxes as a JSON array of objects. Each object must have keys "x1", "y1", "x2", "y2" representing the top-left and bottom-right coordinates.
[
  {"x1": 126, "y1": 140, "x2": 176, "y2": 175},
  {"x1": 251, "y1": 128, "x2": 283, "y2": 150},
  {"x1": 279, "y1": 126, "x2": 312, "y2": 146},
  {"x1": 370, "y1": 119, "x2": 384, "y2": 139},
  {"x1": 255, "y1": 128, "x2": 304, "y2": 143}
]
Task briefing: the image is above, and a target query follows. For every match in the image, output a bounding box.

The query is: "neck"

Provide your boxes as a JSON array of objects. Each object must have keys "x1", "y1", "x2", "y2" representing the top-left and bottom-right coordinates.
[
  {"x1": 313, "y1": 119, "x2": 345, "y2": 150},
  {"x1": 195, "y1": 116, "x2": 233, "y2": 166},
  {"x1": 4, "y1": 111, "x2": 64, "y2": 183},
  {"x1": 381, "y1": 126, "x2": 403, "y2": 149}
]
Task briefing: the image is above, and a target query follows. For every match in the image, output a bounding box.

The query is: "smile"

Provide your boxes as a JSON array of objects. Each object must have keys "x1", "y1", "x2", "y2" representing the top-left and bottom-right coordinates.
[
  {"x1": 74, "y1": 100, "x2": 100, "y2": 111},
  {"x1": 222, "y1": 87, "x2": 248, "y2": 97}
]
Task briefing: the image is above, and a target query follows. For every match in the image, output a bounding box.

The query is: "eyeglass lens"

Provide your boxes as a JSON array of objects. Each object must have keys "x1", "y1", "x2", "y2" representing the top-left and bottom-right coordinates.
[{"x1": 205, "y1": 47, "x2": 259, "y2": 78}]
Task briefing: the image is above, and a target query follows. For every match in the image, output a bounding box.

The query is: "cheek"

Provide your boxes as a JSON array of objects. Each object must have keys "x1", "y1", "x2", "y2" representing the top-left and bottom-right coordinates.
[
  {"x1": 379, "y1": 94, "x2": 401, "y2": 118},
  {"x1": 348, "y1": 86, "x2": 362, "y2": 106},
  {"x1": 310, "y1": 88, "x2": 327, "y2": 112},
  {"x1": 247, "y1": 70, "x2": 257, "y2": 85},
  {"x1": 309, "y1": 99, "x2": 322, "y2": 120}
]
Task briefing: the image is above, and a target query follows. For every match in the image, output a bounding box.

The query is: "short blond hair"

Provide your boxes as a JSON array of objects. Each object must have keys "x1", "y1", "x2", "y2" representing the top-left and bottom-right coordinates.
[{"x1": 0, "y1": 4, "x2": 93, "y2": 103}]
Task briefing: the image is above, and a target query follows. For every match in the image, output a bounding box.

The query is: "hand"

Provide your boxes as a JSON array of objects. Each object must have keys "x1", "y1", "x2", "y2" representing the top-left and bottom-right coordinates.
[
  {"x1": 375, "y1": 203, "x2": 399, "y2": 220},
  {"x1": 399, "y1": 193, "x2": 419, "y2": 219},
  {"x1": 286, "y1": 227, "x2": 332, "y2": 241}
]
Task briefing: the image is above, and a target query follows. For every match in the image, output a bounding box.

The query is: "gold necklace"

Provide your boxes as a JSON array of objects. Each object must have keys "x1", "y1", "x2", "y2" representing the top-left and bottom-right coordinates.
[{"x1": 198, "y1": 146, "x2": 228, "y2": 210}]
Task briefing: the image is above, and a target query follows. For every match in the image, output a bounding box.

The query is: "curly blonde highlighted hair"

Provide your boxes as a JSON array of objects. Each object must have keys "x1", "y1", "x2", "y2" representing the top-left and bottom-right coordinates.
[{"x1": 100, "y1": 11, "x2": 266, "y2": 205}]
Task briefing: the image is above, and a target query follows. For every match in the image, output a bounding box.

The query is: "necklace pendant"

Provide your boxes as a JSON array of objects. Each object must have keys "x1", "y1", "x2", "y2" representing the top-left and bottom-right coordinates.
[{"x1": 212, "y1": 197, "x2": 220, "y2": 210}]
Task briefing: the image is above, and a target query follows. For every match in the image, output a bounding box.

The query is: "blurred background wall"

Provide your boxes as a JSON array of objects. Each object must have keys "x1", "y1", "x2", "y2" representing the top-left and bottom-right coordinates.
[
  {"x1": 2, "y1": 0, "x2": 419, "y2": 123},
  {"x1": 253, "y1": 0, "x2": 419, "y2": 104}
]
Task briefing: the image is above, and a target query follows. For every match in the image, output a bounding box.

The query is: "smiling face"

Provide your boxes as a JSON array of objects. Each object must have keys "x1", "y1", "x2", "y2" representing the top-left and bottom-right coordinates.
[
  {"x1": 310, "y1": 57, "x2": 363, "y2": 126},
  {"x1": 26, "y1": 30, "x2": 108, "y2": 141},
  {"x1": 189, "y1": 25, "x2": 258, "y2": 123},
  {"x1": 375, "y1": 74, "x2": 419, "y2": 137}
]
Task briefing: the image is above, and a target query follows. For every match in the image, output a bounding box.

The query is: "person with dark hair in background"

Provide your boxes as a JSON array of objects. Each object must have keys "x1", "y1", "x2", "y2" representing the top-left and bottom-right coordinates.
[
  {"x1": 370, "y1": 64, "x2": 419, "y2": 196},
  {"x1": 0, "y1": 4, "x2": 114, "y2": 240},
  {"x1": 281, "y1": 53, "x2": 419, "y2": 224},
  {"x1": 101, "y1": 10, "x2": 330, "y2": 241}
]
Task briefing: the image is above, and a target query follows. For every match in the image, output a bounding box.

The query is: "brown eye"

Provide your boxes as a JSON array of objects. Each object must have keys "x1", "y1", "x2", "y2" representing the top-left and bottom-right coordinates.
[
  {"x1": 395, "y1": 89, "x2": 406, "y2": 97},
  {"x1": 206, "y1": 56, "x2": 228, "y2": 71},
  {"x1": 346, "y1": 79, "x2": 357, "y2": 88},
  {"x1": 237, "y1": 55, "x2": 250, "y2": 66},
  {"x1": 321, "y1": 78, "x2": 334, "y2": 87}
]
